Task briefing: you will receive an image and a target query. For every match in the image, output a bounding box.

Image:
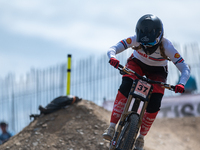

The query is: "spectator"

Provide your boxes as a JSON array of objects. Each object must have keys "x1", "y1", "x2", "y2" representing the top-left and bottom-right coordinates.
[{"x1": 0, "y1": 122, "x2": 12, "y2": 144}]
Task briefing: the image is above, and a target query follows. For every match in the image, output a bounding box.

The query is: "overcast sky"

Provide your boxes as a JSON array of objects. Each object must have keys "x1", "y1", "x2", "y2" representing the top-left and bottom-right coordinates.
[{"x1": 0, "y1": 0, "x2": 199, "y2": 78}]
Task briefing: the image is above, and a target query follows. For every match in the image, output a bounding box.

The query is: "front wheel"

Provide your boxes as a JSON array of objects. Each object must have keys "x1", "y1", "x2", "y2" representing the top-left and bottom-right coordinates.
[{"x1": 116, "y1": 114, "x2": 139, "y2": 150}]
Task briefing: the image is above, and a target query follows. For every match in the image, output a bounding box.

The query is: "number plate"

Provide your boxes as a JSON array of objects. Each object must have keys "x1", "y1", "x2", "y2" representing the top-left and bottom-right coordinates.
[{"x1": 134, "y1": 80, "x2": 151, "y2": 98}]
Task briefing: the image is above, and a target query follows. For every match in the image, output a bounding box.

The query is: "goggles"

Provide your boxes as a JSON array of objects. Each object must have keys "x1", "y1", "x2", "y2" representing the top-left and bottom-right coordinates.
[{"x1": 142, "y1": 40, "x2": 158, "y2": 47}]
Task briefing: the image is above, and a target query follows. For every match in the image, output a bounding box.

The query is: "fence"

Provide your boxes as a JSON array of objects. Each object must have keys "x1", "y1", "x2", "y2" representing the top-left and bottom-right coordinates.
[{"x1": 0, "y1": 43, "x2": 200, "y2": 133}]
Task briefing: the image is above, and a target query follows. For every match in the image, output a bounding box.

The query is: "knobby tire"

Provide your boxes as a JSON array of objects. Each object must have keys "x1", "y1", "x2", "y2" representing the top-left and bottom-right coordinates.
[{"x1": 117, "y1": 114, "x2": 139, "y2": 150}]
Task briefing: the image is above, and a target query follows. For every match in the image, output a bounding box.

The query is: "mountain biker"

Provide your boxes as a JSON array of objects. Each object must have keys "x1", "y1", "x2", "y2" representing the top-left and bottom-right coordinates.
[{"x1": 102, "y1": 14, "x2": 190, "y2": 150}]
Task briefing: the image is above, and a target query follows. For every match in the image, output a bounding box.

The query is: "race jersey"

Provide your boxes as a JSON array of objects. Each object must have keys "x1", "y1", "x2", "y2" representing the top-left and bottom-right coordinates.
[{"x1": 107, "y1": 35, "x2": 190, "y2": 85}]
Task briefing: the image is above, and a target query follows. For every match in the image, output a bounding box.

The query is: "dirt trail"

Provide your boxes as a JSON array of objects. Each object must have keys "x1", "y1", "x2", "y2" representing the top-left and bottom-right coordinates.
[{"x1": 0, "y1": 100, "x2": 200, "y2": 150}]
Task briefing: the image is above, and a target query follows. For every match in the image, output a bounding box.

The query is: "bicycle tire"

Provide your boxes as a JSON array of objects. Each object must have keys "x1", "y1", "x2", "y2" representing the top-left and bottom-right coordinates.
[{"x1": 117, "y1": 114, "x2": 139, "y2": 150}]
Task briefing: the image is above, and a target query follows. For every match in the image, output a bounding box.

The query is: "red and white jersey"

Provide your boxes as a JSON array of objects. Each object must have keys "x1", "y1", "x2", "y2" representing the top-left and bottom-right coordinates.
[{"x1": 107, "y1": 35, "x2": 190, "y2": 85}]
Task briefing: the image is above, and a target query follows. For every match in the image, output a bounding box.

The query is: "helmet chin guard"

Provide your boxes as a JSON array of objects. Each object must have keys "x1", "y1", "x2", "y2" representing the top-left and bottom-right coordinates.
[{"x1": 141, "y1": 44, "x2": 160, "y2": 55}]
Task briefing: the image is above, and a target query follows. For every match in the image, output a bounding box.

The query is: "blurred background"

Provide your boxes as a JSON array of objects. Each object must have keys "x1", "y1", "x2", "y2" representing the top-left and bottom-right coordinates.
[{"x1": 0, "y1": 0, "x2": 200, "y2": 134}]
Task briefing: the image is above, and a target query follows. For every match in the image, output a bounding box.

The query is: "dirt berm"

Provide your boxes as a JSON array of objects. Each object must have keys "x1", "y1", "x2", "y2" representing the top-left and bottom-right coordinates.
[{"x1": 0, "y1": 100, "x2": 200, "y2": 150}]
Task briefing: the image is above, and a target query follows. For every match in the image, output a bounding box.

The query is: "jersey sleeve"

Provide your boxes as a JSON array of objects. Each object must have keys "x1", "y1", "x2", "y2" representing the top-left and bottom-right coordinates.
[
  {"x1": 164, "y1": 40, "x2": 190, "y2": 85},
  {"x1": 107, "y1": 35, "x2": 138, "y2": 59}
]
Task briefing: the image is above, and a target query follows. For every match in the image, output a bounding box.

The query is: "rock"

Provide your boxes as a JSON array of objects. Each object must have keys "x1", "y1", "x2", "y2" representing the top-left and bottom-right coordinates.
[
  {"x1": 94, "y1": 125, "x2": 99, "y2": 129},
  {"x1": 99, "y1": 142, "x2": 104, "y2": 146},
  {"x1": 42, "y1": 123, "x2": 48, "y2": 128},
  {"x1": 32, "y1": 142, "x2": 38, "y2": 146},
  {"x1": 15, "y1": 142, "x2": 21, "y2": 146}
]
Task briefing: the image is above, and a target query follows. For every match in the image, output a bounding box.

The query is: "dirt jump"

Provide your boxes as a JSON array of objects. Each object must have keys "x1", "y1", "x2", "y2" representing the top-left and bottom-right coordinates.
[{"x1": 0, "y1": 100, "x2": 200, "y2": 150}]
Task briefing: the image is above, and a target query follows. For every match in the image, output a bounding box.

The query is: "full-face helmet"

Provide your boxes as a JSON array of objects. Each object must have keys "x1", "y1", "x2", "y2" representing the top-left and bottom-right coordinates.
[{"x1": 136, "y1": 14, "x2": 163, "y2": 55}]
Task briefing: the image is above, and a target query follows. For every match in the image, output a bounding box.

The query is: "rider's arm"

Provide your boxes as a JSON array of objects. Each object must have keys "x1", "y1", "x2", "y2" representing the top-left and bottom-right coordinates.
[
  {"x1": 164, "y1": 39, "x2": 190, "y2": 85},
  {"x1": 107, "y1": 35, "x2": 137, "y2": 59},
  {"x1": 107, "y1": 42, "x2": 126, "y2": 59},
  {"x1": 175, "y1": 63, "x2": 190, "y2": 85}
]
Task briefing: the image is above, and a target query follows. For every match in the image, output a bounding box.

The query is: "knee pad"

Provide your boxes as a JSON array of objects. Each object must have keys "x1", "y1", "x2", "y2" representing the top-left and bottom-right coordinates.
[
  {"x1": 146, "y1": 93, "x2": 163, "y2": 113},
  {"x1": 118, "y1": 77, "x2": 133, "y2": 98}
]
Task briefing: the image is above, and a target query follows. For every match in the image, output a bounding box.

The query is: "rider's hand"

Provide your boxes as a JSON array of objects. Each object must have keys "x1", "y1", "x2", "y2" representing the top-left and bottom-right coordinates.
[
  {"x1": 175, "y1": 84, "x2": 185, "y2": 93},
  {"x1": 109, "y1": 57, "x2": 120, "y2": 68}
]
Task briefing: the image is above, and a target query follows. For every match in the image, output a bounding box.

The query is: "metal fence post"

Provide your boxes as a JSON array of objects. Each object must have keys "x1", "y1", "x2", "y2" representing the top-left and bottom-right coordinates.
[{"x1": 66, "y1": 54, "x2": 72, "y2": 95}]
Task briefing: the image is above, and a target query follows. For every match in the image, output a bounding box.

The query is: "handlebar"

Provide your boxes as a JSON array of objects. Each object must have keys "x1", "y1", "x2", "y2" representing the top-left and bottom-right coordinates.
[{"x1": 118, "y1": 64, "x2": 175, "y2": 91}]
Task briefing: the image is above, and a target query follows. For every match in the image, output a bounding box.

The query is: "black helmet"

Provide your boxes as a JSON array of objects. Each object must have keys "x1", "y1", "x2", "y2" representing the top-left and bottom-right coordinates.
[{"x1": 135, "y1": 14, "x2": 163, "y2": 55}]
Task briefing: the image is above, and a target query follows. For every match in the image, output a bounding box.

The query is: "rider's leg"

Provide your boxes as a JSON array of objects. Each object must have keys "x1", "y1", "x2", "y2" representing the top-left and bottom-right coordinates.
[
  {"x1": 110, "y1": 90, "x2": 128, "y2": 125},
  {"x1": 139, "y1": 111, "x2": 159, "y2": 136},
  {"x1": 110, "y1": 77, "x2": 133, "y2": 125},
  {"x1": 103, "y1": 77, "x2": 133, "y2": 141},
  {"x1": 139, "y1": 93, "x2": 163, "y2": 136}
]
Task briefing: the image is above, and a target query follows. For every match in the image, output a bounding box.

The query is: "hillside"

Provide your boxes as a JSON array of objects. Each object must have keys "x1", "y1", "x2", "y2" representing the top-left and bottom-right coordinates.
[{"x1": 0, "y1": 100, "x2": 200, "y2": 150}]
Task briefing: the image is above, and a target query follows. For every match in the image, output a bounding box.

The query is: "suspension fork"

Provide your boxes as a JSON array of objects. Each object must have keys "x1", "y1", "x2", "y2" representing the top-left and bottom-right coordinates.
[{"x1": 132, "y1": 90, "x2": 153, "y2": 130}]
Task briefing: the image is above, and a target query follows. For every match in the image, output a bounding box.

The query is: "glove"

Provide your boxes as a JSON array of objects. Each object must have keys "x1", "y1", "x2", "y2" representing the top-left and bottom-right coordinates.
[
  {"x1": 175, "y1": 84, "x2": 185, "y2": 93},
  {"x1": 109, "y1": 57, "x2": 120, "y2": 68}
]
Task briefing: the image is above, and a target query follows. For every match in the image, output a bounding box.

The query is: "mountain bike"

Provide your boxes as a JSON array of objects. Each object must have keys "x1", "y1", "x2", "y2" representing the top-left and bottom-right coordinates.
[{"x1": 109, "y1": 64, "x2": 176, "y2": 150}]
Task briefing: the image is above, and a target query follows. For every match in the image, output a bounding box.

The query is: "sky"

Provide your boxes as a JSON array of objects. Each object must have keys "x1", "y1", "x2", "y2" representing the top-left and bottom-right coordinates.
[{"x1": 0, "y1": 0, "x2": 199, "y2": 78}]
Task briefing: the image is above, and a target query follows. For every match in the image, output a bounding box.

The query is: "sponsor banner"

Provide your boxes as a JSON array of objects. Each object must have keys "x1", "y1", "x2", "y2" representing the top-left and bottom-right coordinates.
[
  {"x1": 158, "y1": 94, "x2": 200, "y2": 118},
  {"x1": 102, "y1": 94, "x2": 200, "y2": 118}
]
